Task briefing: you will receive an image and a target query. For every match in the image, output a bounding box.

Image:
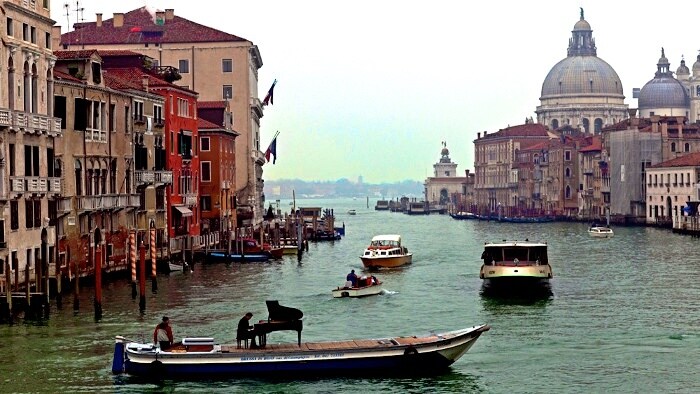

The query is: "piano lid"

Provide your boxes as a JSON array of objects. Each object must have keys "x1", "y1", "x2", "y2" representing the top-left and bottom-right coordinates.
[{"x1": 266, "y1": 300, "x2": 303, "y2": 321}]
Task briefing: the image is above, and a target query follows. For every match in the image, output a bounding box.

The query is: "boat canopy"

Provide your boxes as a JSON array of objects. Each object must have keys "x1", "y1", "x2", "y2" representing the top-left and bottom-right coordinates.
[{"x1": 371, "y1": 234, "x2": 401, "y2": 243}]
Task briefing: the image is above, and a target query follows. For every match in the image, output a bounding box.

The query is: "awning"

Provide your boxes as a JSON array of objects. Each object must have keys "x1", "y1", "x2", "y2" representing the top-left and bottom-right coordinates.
[{"x1": 174, "y1": 206, "x2": 193, "y2": 217}]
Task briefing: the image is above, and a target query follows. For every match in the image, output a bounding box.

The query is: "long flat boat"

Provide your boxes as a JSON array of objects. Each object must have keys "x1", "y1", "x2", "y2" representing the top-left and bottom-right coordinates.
[
  {"x1": 112, "y1": 324, "x2": 489, "y2": 378},
  {"x1": 207, "y1": 252, "x2": 270, "y2": 263}
]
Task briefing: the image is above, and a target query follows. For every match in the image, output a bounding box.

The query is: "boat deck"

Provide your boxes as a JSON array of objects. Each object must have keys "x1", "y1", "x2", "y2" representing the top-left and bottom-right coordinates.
[{"x1": 216, "y1": 334, "x2": 447, "y2": 353}]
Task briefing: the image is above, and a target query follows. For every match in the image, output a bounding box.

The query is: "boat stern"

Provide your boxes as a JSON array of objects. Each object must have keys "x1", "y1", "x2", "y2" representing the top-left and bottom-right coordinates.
[{"x1": 112, "y1": 336, "x2": 126, "y2": 374}]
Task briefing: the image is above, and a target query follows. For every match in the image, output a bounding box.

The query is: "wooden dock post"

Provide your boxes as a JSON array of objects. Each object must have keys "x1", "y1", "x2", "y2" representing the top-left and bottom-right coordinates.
[
  {"x1": 130, "y1": 230, "x2": 137, "y2": 299},
  {"x1": 93, "y1": 228, "x2": 103, "y2": 320},
  {"x1": 3, "y1": 259, "x2": 12, "y2": 323},
  {"x1": 55, "y1": 251, "x2": 62, "y2": 309},
  {"x1": 73, "y1": 260, "x2": 80, "y2": 311},
  {"x1": 150, "y1": 226, "x2": 157, "y2": 293},
  {"x1": 139, "y1": 236, "x2": 146, "y2": 312}
]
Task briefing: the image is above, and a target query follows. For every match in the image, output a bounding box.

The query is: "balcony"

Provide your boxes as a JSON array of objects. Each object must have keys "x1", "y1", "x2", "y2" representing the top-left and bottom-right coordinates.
[
  {"x1": 221, "y1": 180, "x2": 232, "y2": 189},
  {"x1": 251, "y1": 149, "x2": 265, "y2": 165},
  {"x1": 155, "y1": 171, "x2": 173, "y2": 185},
  {"x1": 77, "y1": 194, "x2": 140, "y2": 211},
  {"x1": 583, "y1": 168, "x2": 594, "y2": 176},
  {"x1": 3, "y1": 109, "x2": 62, "y2": 136},
  {"x1": 8, "y1": 176, "x2": 60, "y2": 196},
  {"x1": 85, "y1": 127, "x2": 107, "y2": 143},
  {"x1": 133, "y1": 114, "x2": 146, "y2": 125},
  {"x1": 250, "y1": 97, "x2": 264, "y2": 118},
  {"x1": 183, "y1": 193, "x2": 198, "y2": 206},
  {"x1": 118, "y1": 194, "x2": 140, "y2": 209},
  {"x1": 135, "y1": 170, "x2": 155, "y2": 185}
]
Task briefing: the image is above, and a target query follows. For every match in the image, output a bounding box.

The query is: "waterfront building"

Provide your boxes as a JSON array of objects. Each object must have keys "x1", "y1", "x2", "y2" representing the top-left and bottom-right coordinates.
[
  {"x1": 645, "y1": 152, "x2": 700, "y2": 229},
  {"x1": 536, "y1": 9, "x2": 628, "y2": 133},
  {"x1": 0, "y1": 0, "x2": 62, "y2": 293},
  {"x1": 517, "y1": 141, "x2": 549, "y2": 215},
  {"x1": 197, "y1": 101, "x2": 238, "y2": 240},
  {"x1": 97, "y1": 52, "x2": 200, "y2": 259},
  {"x1": 546, "y1": 130, "x2": 586, "y2": 217},
  {"x1": 52, "y1": 50, "x2": 140, "y2": 276},
  {"x1": 473, "y1": 121, "x2": 552, "y2": 216},
  {"x1": 637, "y1": 49, "x2": 690, "y2": 119},
  {"x1": 578, "y1": 135, "x2": 607, "y2": 221},
  {"x1": 56, "y1": 7, "x2": 267, "y2": 226},
  {"x1": 424, "y1": 142, "x2": 473, "y2": 210}
]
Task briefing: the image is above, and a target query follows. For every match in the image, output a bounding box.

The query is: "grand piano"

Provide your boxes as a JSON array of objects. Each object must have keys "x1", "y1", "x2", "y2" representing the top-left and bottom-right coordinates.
[{"x1": 254, "y1": 300, "x2": 304, "y2": 347}]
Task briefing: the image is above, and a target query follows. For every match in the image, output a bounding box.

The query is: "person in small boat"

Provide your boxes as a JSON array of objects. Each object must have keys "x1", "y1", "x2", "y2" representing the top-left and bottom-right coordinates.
[
  {"x1": 346, "y1": 269, "x2": 358, "y2": 287},
  {"x1": 153, "y1": 316, "x2": 174, "y2": 351},
  {"x1": 237, "y1": 312, "x2": 258, "y2": 348},
  {"x1": 371, "y1": 275, "x2": 378, "y2": 285}
]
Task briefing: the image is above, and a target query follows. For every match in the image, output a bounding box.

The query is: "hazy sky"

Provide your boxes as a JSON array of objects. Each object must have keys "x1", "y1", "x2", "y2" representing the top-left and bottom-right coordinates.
[{"x1": 51, "y1": 1, "x2": 700, "y2": 183}]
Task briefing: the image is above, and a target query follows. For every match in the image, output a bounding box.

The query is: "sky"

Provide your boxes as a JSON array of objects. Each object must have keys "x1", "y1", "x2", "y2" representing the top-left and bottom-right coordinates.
[{"x1": 50, "y1": 0, "x2": 700, "y2": 184}]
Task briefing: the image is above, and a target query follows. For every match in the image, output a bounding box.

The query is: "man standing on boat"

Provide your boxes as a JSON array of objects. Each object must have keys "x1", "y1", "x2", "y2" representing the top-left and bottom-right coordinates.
[
  {"x1": 237, "y1": 312, "x2": 259, "y2": 348},
  {"x1": 346, "y1": 270, "x2": 358, "y2": 287},
  {"x1": 153, "y1": 316, "x2": 174, "y2": 350}
]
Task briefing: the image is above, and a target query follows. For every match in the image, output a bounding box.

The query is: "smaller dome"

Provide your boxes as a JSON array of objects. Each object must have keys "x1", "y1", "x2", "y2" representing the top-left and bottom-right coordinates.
[
  {"x1": 574, "y1": 19, "x2": 591, "y2": 31},
  {"x1": 638, "y1": 78, "x2": 689, "y2": 109},
  {"x1": 441, "y1": 147, "x2": 449, "y2": 156},
  {"x1": 693, "y1": 55, "x2": 700, "y2": 72},
  {"x1": 677, "y1": 59, "x2": 689, "y2": 75}
]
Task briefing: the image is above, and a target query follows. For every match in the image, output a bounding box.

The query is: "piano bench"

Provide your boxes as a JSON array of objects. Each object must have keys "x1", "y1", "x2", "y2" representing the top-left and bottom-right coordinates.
[{"x1": 236, "y1": 339, "x2": 249, "y2": 349}]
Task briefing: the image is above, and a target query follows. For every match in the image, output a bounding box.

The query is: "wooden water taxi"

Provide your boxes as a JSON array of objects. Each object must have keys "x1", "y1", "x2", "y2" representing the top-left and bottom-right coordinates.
[
  {"x1": 360, "y1": 234, "x2": 412, "y2": 269},
  {"x1": 588, "y1": 225, "x2": 614, "y2": 238},
  {"x1": 479, "y1": 240, "x2": 552, "y2": 287}
]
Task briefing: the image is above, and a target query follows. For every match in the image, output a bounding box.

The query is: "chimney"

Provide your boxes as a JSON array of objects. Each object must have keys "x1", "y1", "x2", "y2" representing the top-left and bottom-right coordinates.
[
  {"x1": 628, "y1": 108, "x2": 637, "y2": 118},
  {"x1": 165, "y1": 9, "x2": 175, "y2": 20},
  {"x1": 51, "y1": 25, "x2": 62, "y2": 50},
  {"x1": 142, "y1": 75, "x2": 149, "y2": 93},
  {"x1": 483, "y1": 131, "x2": 488, "y2": 137},
  {"x1": 96, "y1": 13, "x2": 102, "y2": 27},
  {"x1": 156, "y1": 11, "x2": 165, "y2": 25},
  {"x1": 113, "y1": 13, "x2": 124, "y2": 27},
  {"x1": 477, "y1": 132, "x2": 481, "y2": 139}
]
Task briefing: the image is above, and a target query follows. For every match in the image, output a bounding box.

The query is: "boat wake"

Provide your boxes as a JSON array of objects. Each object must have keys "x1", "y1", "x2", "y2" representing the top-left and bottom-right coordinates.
[{"x1": 381, "y1": 289, "x2": 398, "y2": 295}]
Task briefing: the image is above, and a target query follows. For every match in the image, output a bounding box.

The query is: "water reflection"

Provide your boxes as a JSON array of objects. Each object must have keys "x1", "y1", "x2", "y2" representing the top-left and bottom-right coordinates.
[{"x1": 479, "y1": 285, "x2": 553, "y2": 310}]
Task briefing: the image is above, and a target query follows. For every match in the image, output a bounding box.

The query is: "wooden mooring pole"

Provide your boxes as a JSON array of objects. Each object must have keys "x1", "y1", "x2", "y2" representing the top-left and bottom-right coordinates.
[
  {"x1": 150, "y1": 226, "x2": 157, "y2": 293},
  {"x1": 130, "y1": 230, "x2": 137, "y2": 299},
  {"x1": 139, "y1": 237, "x2": 146, "y2": 312},
  {"x1": 94, "y1": 229, "x2": 103, "y2": 321}
]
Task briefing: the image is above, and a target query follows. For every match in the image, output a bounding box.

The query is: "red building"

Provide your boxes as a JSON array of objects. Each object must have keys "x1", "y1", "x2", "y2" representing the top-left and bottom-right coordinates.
[
  {"x1": 197, "y1": 102, "x2": 238, "y2": 239},
  {"x1": 100, "y1": 53, "x2": 200, "y2": 258}
]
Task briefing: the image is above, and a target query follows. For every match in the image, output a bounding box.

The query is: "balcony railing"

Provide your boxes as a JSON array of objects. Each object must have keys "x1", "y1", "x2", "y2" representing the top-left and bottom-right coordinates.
[
  {"x1": 135, "y1": 171, "x2": 155, "y2": 185},
  {"x1": 183, "y1": 193, "x2": 197, "y2": 206},
  {"x1": 77, "y1": 194, "x2": 141, "y2": 211},
  {"x1": 2, "y1": 109, "x2": 62, "y2": 135},
  {"x1": 583, "y1": 168, "x2": 594, "y2": 175},
  {"x1": 221, "y1": 180, "x2": 232, "y2": 189},
  {"x1": 251, "y1": 149, "x2": 265, "y2": 164},
  {"x1": 155, "y1": 171, "x2": 172, "y2": 184},
  {"x1": 85, "y1": 127, "x2": 107, "y2": 143},
  {"x1": 8, "y1": 176, "x2": 60, "y2": 195}
]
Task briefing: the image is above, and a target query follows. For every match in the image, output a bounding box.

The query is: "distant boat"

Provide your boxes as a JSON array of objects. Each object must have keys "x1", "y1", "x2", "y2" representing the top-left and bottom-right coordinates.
[
  {"x1": 588, "y1": 225, "x2": 614, "y2": 238},
  {"x1": 375, "y1": 200, "x2": 389, "y2": 210},
  {"x1": 347, "y1": 209, "x2": 357, "y2": 215},
  {"x1": 450, "y1": 212, "x2": 476, "y2": 220},
  {"x1": 479, "y1": 240, "x2": 552, "y2": 288}
]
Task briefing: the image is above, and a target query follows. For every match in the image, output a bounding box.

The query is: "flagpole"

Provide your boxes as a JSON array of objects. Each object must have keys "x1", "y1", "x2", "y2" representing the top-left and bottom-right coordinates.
[{"x1": 265, "y1": 131, "x2": 280, "y2": 151}]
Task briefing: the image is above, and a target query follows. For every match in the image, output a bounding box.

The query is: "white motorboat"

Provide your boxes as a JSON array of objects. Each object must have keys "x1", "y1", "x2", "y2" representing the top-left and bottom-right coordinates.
[
  {"x1": 347, "y1": 209, "x2": 357, "y2": 215},
  {"x1": 332, "y1": 276, "x2": 382, "y2": 298},
  {"x1": 588, "y1": 226, "x2": 614, "y2": 238},
  {"x1": 360, "y1": 234, "x2": 412, "y2": 269},
  {"x1": 479, "y1": 240, "x2": 552, "y2": 287}
]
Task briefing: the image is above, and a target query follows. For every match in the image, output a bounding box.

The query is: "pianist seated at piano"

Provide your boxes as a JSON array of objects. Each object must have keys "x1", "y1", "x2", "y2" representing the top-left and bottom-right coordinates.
[{"x1": 236, "y1": 312, "x2": 259, "y2": 348}]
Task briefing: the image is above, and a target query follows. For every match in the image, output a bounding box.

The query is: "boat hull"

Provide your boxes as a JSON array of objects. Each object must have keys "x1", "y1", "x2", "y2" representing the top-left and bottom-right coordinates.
[
  {"x1": 207, "y1": 252, "x2": 270, "y2": 263},
  {"x1": 332, "y1": 284, "x2": 383, "y2": 298},
  {"x1": 360, "y1": 254, "x2": 412, "y2": 269},
  {"x1": 480, "y1": 264, "x2": 552, "y2": 286},
  {"x1": 114, "y1": 325, "x2": 489, "y2": 378}
]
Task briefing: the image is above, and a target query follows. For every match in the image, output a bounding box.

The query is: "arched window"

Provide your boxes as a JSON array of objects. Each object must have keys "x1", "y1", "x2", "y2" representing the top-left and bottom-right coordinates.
[
  {"x1": 565, "y1": 185, "x2": 572, "y2": 199},
  {"x1": 671, "y1": 142, "x2": 676, "y2": 152},
  {"x1": 594, "y1": 118, "x2": 603, "y2": 133},
  {"x1": 31, "y1": 63, "x2": 38, "y2": 114},
  {"x1": 551, "y1": 119, "x2": 559, "y2": 129},
  {"x1": 46, "y1": 69, "x2": 53, "y2": 116},
  {"x1": 685, "y1": 143, "x2": 690, "y2": 152},
  {"x1": 565, "y1": 167, "x2": 571, "y2": 178},
  {"x1": 582, "y1": 118, "x2": 590, "y2": 133},
  {"x1": 23, "y1": 61, "x2": 30, "y2": 112},
  {"x1": 8, "y1": 57, "x2": 15, "y2": 110}
]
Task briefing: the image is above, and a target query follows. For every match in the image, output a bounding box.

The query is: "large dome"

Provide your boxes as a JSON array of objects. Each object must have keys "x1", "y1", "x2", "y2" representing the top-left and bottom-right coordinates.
[
  {"x1": 638, "y1": 49, "x2": 689, "y2": 109},
  {"x1": 541, "y1": 56, "x2": 624, "y2": 98}
]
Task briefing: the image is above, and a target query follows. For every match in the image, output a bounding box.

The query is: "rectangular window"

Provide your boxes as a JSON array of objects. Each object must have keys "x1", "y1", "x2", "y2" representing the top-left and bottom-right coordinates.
[
  {"x1": 134, "y1": 101, "x2": 144, "y2": 123},
  {"x1": 24, "y1": 145, "x2": 40, "y2": 176},
  {"x1": 222, "y1": 59, "x2": 232, "y2": 73},
  {"x1": 200, "y1": 196, "x2": 212, "y2": 211},
  {"x1": 9, "y1": 144, "x2": 15, "y2": 176},
  {"x1": 30, "y1": 26, "x2": 36, "y2": 44},
  {"x1": 200, "y1": 137, "x2": 210, "y2": 151},
  {"x1": 564, "y1": 150, "x2": 571, "y2": 161},
  {"x1": 201, "y1": 161, "x2": 211, "y2": 182},
  {"x1": 178, "y1": 59, "x2": 189, "y2": 73},
  {"x1": 109, "y1": 103, "x2": 115, "y2": 132},
  {"x1": 22, "y1": 23, "x2": 28, "y2": 41},
  {"x1": 10, "y1": 201, "x2": 19, "y2": 230},
  {"x1": 124, "y1": 105, "x2": 130, "y2": 134},
  {"x1": 46, "y1": 32, "x2": 51, "y2": 49},
  {"x1": 170, "y1": 131, "x2": 174, "y2": 154},
  {"x1": 6, "y1": 18, "x2": 13, "y2": 36},
  {"x1": 25, "y1": 200, "x2": 33, "y2": 229},
  {"x1": 154, "y1": 104, "x2": 163, "y2": 125},
  {"x1": 223, "y1": 85, "x2": 233, "y2": 100}
]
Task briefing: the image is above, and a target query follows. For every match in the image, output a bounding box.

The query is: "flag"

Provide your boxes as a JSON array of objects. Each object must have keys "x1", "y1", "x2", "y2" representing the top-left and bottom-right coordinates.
[
  {"x1": 262, "y1": 79, "x2": 277, "y2": 106},
  {"x1": 265, "y1": 135, "x2": 277, "y2": 164}
]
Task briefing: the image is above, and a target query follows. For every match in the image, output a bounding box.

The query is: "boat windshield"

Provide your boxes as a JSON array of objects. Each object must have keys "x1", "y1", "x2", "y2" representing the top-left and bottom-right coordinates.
[{"x1": 484, "y1": 246, "x2": 548, "y2": 264}]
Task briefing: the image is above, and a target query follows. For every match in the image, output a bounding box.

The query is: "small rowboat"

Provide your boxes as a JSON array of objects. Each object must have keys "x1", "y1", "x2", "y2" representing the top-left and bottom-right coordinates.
[{"x1": 332, "y1": 276, "x2": 383, "y2": 298}]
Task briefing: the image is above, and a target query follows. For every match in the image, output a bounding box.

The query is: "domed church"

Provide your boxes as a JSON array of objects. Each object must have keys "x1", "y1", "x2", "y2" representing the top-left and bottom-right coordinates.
[
  {"x1": 536, "y1": 9, "x2": 628, "y2": 134},
  {"x1": 637, "y1": 48, "x2": 690, "y2": 118}
]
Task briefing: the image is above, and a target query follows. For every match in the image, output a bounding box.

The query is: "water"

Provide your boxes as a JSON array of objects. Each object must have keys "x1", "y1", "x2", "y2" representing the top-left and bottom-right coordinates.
[{"x1": 1, "y1": 198, "x2": 699, "y2": 393}]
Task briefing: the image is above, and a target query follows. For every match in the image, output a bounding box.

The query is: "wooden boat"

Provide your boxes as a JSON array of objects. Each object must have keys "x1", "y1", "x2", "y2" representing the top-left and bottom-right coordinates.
[
  {"x1": 112, "y1": 324, "x2": 490, "y2": 378},
  {"x1": 450, "y1": 212, "x2": 476, "y2": 220},
  {"x1": 332, "y1": 276, "x2": 383, "y2": 298},
  {"x1": 281, "y1": 245, "x2": 299, "y2": 255},
  {"x1": 479, "y1": 240, "x2": 552, "y2": 287},
  {"x1": 207, "y1": 251, "x2": 270, "y2": 263},
  {"x1": 167, "y1": 261, "x2": 190, "y2": 273},
  {"x1": 588, "y1": 225, "x2": 614, "y2": 238},
  {"x1": 360, "y1": 234, "x2": 412, "y2": 269}
]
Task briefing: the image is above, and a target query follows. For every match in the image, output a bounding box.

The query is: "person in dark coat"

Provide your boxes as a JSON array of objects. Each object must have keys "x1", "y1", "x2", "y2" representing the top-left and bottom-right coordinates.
[
  {"x1": 346, "y1": 269, "x2": 358, "y2": 287},
  {"x1": 237, "y1": 312, "x2": 258, "y2": 348},
  {"x1": 481, "y1": 250, "x2": 492, "y2": 266},
  {"x1": 153, "y1": 316, "x2": 174, "y2": 350}
]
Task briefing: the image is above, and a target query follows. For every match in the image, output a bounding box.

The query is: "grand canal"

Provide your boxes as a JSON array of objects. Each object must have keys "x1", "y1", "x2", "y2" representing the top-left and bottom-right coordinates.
[{"x1": 1, "y1": 198, "x2": 699, "y2": 393}]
